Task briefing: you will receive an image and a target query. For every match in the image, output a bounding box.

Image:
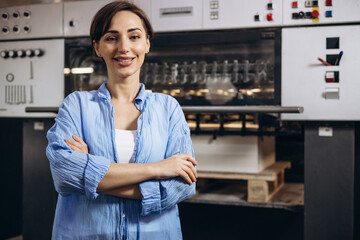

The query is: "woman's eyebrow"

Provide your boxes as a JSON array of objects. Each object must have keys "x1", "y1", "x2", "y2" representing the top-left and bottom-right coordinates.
[
  {"x1": 128, "y1": 27, "x2": 142, "y2": 33},
  {"x1": 105, "y1": 28, "x2": 142, "y2": 34}
]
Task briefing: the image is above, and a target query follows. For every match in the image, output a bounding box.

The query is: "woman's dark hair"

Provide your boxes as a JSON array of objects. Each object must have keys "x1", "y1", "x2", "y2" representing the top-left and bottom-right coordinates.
[{"x1": 90, "y1": 1, "x2": 153, "y2": 46}]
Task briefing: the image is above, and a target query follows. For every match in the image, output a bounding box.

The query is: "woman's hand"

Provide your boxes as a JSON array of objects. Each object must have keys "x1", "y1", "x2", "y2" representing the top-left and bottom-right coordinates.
[
  {"x1": 149, "y1": 154, "x2": 198, "y2": 185},
  {"x1": 65, "y1": 135, "x2": 88, "y2": 154}
]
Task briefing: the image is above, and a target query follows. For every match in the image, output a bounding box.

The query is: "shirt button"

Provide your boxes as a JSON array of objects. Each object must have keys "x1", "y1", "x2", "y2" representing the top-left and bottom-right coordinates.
[
  {"x1": 138, "y1": 129, "x2": 141, "y2": 133},
  {"x1": 121, "y1": 213, "x2": 125, "y2": 218}
]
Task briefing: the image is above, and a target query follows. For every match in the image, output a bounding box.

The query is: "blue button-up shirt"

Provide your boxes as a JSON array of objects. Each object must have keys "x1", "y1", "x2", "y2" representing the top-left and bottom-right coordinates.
[{"x1": 46, "y1": 83, "x2": 196, "y2": 239}]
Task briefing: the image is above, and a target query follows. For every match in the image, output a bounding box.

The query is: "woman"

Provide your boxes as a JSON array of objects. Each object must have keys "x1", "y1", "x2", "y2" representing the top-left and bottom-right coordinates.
[{"x1": 46, "y1": 1, "x2": 197, "y2": 239}]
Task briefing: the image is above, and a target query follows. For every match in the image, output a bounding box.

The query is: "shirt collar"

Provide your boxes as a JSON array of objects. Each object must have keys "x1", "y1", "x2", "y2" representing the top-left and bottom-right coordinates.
[{"x1": 97, "y1": 82, "x2": 147, "y2": 104}]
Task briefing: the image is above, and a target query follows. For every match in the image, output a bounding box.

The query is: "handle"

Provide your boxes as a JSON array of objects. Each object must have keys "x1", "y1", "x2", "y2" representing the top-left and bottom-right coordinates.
[
  {"x1": 25, "y1": 107, "x2": 59, "y2": 113},
  {"x1": 181, "y1": 106, "x2": 303, "y2": 114}
]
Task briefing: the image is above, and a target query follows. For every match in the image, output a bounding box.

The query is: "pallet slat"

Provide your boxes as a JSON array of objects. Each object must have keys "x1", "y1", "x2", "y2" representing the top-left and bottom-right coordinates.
[{"x1": 197, "y1": 161, "x2": 291, "y2": 203}]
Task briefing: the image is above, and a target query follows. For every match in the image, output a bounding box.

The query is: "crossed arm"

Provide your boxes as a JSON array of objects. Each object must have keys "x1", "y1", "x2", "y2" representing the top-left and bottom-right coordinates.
[{"x1": 65, "y1": 135, "x2": 197, "y2": 200}]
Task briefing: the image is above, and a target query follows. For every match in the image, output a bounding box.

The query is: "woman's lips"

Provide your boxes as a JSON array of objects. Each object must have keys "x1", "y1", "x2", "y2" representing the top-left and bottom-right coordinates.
[{"x1": 113, "y1": 57, "x2": 136, "y2": 66}]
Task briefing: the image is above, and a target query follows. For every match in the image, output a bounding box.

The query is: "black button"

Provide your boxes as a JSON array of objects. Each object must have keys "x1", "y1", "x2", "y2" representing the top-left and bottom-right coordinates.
[
  {"x1": 306, "y1": 12, "x2": 312, "y2": 18},
  {"x1": 254, "y1": 14, "x2": 260, "y2": 21},
  {"x1": 312, "y1": 1, "x2": 318, "y2": 6},
  {"x1": 267, "y1": 3, "x2": 273, "y2": 10},
  {"x1": 292, "y1": 13, "x2": 299, "y2": 19},
  {"x1": 2, "y1": 27, "x2": 8, "y2": 33},
  {"x1": 326, "y1": 37, "x2": 339, "y2": 49},
  {"x1": 2, "y1": 13, "x2": 8, "y2": 19}
]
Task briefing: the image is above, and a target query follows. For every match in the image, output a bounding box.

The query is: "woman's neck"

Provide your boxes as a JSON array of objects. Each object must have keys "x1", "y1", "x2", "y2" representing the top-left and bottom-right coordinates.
[{"x1": 106, "y1": 74, "x2": 140, "y2": 103}]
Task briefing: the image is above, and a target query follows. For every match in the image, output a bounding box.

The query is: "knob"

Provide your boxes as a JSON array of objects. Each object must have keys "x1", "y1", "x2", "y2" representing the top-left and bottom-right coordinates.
[
  {"x1": 25, "y1": 49, "x2": 34, "y2": 57},
  {"x1": 17, "y1": 50, "x2": 25, "y2": 57},
  {"x1": 298, "y1": 11, "x2": 305, "y2": 19},
  {"x1": 23, "y1": 10, "x2": 31, "y2": 18},
  {"x1": 311, "y1": 10, "x2": 319, "y2": 18},
  {"x1": 2, "y1": 12, "x2": 9, "y2": 20},
  {"x1": 23, "y1": 25, "x2": 31, "y2": 33},
  {"x1": 1, "y1": 50, "x2": 9, "y2": 58},
  {"x1": 34, "y1": 49, "x2": 44, "y2": 57},
  {"x1": 13, "y1": 25, "x2": 20, "y2": 33},
  {"x1": 8, "y1": 50, "x2": 17, "y2": 58},
  {"x1": 2, "y1": 26, "x2": 9, "y2": 34},
  {"x1": 12, "y1": 11, "x2": 20, "y2": 19}
]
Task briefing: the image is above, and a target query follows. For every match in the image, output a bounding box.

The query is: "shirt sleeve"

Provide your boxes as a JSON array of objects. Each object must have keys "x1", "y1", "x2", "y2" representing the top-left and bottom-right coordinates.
[
  {"x1": 139, "y1": 100, "x2": 196, "y2": 216},
  {"x1": 46, "y1": 93, "x2": 111, "y2": 200}
]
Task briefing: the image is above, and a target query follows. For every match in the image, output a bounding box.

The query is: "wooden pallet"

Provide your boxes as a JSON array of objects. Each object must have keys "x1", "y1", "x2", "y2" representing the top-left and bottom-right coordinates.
[{"x1": 197, "y1": 161, "x2": 291, "y2": 203}]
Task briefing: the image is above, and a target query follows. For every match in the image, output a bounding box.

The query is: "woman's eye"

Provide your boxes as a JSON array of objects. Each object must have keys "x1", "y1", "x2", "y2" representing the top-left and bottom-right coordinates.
[
  {"x1": 130, "y1": 35, "x2": 140, "y2": 40},
  {"x1": 106, "y1": 36, "x2": 117, "y2": 41}
]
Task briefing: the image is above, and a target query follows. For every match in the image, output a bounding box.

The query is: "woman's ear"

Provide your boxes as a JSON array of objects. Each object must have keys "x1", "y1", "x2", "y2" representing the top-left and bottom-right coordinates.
[
  {"x1": 93, "y1": 40, "x2": 102, "y2": 57},
  {"x1": 146, "y1": 38, "x2": 150, "y2": 54}
]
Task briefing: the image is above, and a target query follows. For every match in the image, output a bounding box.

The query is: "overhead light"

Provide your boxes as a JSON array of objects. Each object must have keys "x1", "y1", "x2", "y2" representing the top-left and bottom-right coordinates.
[
  {"x1": 71, "y1": 67, "x2": 94, "y2": 74},
  {"x1": 64, "y1": 68, "x2": 71, "y2": 74}
]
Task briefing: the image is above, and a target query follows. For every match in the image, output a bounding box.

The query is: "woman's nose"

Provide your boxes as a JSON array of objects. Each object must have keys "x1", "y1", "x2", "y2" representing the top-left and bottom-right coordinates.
[{"x1": 117, "y1": 39, "x2": 130, "y2": 53}]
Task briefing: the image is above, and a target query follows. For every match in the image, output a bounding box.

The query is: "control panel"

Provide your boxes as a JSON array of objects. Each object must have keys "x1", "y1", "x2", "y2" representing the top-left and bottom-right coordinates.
[
  {"x1": 64, "y1": 0, "x2": 113, "y2": 37},
  {"x1": 151, "y1": 0, "x2": 203, "y2": 32},
  {"x1": 281, "y1": 25, "x2": 360, "y2": 120},
  {"x1": 0, "y1": 39, "x2": 64, "y2": 117},
  {"x1": 283, "y1": 0, "x2": 360, "y2": 26},
  {"x1": 203, "y1": 0, "x2": 283, "y2": 30},
  {"x1": 0, "y1": 3, "x2": 63, "y2": 40},
  {"x1": 64, "y1": 0, "x2": 151, "y2": 37}
]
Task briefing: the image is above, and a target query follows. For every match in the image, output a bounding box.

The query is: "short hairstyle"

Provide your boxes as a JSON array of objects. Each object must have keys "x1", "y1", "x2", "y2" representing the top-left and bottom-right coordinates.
[{"x1": 90, "y1": 1, "x2": 153, "y2": 46}]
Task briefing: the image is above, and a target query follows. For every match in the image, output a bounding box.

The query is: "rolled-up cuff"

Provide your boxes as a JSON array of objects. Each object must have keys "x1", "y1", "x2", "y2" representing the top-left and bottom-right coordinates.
[
  {"x1": 84, "y1": 154, "x2": 111, "y2": 200},
  {"x1": 139, "y1": 180, "x2": 161, "y2": 216}
]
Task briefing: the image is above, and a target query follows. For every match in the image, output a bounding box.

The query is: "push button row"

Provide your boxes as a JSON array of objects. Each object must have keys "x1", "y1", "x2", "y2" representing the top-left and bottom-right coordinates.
[
  {"x1": 1, "y1": 49, "x2": 44, "y2": 59},
  {"x1": 1, "y1": 11, "x2": 31, "y2": 20},
  {"x1": 2, "y1": 25, "x2": 31, "y2": 34}
]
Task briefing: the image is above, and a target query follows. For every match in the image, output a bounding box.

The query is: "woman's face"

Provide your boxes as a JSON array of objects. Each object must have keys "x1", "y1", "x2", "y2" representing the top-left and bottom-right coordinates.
[{"x1": 94, "y1": 10, "x2": 150, "y2": 80}]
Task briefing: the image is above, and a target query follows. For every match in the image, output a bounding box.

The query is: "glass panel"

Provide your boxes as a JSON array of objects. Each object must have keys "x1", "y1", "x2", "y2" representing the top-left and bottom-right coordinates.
[{"x1": 141, "y1": 29, "x2": 280, "y2": 106}]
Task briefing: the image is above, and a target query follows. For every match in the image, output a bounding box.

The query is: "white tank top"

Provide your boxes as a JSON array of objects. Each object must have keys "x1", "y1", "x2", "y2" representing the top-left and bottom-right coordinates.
[{"x1": 115, "y1": 129, "x2": 136, "y2": 163}]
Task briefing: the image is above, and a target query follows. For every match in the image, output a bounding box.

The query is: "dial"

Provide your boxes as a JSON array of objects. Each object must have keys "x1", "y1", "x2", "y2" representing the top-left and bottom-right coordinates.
[
  {"x1": 2, "y1": 26, "x2": 9, "y2": 34},
  {"x1": 8, "y1": 50, "x2": 17, "y2": 58},
  {"x1": 13, "y1": 25, "x2": 20, "y2": 33},
  {"x1": 23, "y1": 10, "x2": 31, "y2": 18},
  {"x1": 25, "y1": 49, "x2": 34, "y2": 57},
  {"x1": 24, "y1": 25, "x2": 31, "y2": 33},
  {"x1": 1, "y1": 50, "x2": 9, "y2": 58},
  {"x1": 34, "y1": 49, "x2": 44, "y2": 57},
  {"x1": 17, "y1": 50, "x2": 25, "y2": 57},
  {"x1": 1, "y1": 12, "x2": 9, "y2": 20},
  {"x1": 12, "y1": 11, "x2": 20, "y2": 19}
]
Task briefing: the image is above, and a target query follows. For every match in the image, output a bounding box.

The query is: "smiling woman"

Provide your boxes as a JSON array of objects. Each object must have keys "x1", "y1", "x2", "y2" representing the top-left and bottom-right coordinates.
[
  {"x1": 46, "y1": 1, "x2": 197, "y2": 240},
  {"x1": 93, "y1": 11, "x2": 150, "y2": 83}
]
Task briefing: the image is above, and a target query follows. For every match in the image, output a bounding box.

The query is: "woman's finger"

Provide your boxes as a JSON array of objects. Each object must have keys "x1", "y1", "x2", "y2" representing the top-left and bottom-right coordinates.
[
  {"x1": 178, "y1": 170, "x2": 193, "y2": 185},
  {"x1": 67, "y1": 139, "x2": 83, "y2": 149},
  {"x1": 183, "y1": 164, "x2": 197, "y2": 183},
  {"x1": 187, "y1": 161, "x2": 198, "y2": 178},
  {"x1": 66, "y1": 141, "x2": 80, "y2": 151},
  {"x1": 180, "y1": 154, "x2": 197, "y2": 166},
  {"x1": 73, "y1": 135, "x2": 87, "y2": 146},
  {"x1": 65, "y1": 139, "x2": 86, "y2": 153}
]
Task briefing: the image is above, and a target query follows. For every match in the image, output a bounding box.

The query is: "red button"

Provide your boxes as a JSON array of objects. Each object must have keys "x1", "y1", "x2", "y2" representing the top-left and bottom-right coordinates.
[
  {"x1": 292, "y1": 1, "x2": 298, "y2": 8},
  {"x1": 311, "y1": 10, "x2": 319, "y2": 18},
  {"x1": 326, "y1": 0, "x2": 332, "y2": 6},
  {"x1": 267, "y1": 13, "x2": 273, "y2": 21}
]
